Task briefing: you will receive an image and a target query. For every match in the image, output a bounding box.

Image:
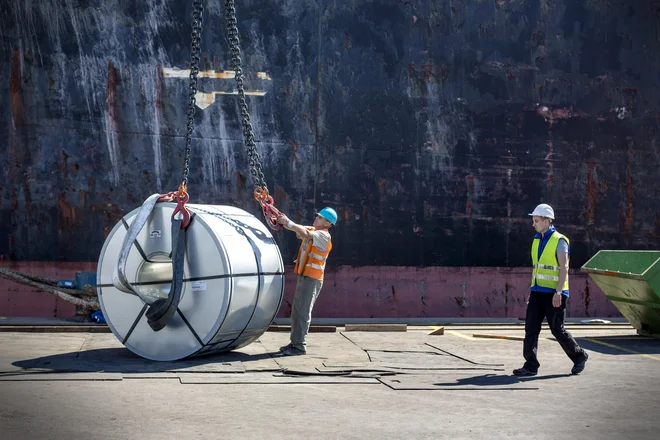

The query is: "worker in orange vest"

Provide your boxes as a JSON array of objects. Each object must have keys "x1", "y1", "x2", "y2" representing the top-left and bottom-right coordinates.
[{"x1": 275, "y1": 207, "x2": 337, "y2": 356}]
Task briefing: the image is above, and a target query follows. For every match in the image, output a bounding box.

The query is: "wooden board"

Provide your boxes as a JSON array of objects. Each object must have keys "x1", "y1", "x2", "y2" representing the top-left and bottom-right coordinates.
[
  {"x1": 0, "y1": 325, "x2": 111, "y2": 333},
  {"x1": 472, "y1": 333, "x2": 524, "y2": 341},
  {"x1": 344, "y1": 324, "x2": 407, "y2": 332},
  {"x1": 268, "y1": 325, "x2": 336, "y2": 333}
]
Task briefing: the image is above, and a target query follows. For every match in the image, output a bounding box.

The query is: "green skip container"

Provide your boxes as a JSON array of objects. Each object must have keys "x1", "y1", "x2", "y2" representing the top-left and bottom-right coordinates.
[{"x1": 581, "y1": 251, "x2": 660, "y2": 336}]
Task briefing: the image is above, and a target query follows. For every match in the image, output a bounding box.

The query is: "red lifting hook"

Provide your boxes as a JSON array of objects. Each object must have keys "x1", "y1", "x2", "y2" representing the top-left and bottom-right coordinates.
[
  {"x1": 254, "y1": 187, "x2": 282, "y2": 231},
  {"x1": 171, "y1": 191, "x2": 191, "y2": 229}
]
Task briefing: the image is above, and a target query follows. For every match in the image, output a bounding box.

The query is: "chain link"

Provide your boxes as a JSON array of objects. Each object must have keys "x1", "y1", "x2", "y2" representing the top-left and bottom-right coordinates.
[
  {"x1": 225, "y1": 0, "x2": 267, "y2": 191},
  {"x1": 181, "y1": 0, "x2": 204, "y2": 190}
]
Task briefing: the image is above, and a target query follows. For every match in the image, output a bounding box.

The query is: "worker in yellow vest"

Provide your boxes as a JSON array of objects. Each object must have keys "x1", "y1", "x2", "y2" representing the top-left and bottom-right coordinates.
[
  {"x1": 275, "y1": 207, "x2": 337, "y2": 356},
  {"x1": 513, "y1": 204, "x2": 589, "y2": 376}
]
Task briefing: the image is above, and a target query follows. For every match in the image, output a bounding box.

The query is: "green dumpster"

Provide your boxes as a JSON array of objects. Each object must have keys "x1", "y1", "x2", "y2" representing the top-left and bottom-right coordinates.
[{"x1": 581, "y1": 250, "x2": 660, "y2": 336}]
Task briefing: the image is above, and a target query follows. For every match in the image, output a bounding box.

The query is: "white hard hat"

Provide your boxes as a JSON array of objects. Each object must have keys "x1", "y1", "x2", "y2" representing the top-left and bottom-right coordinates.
[{"x1": 529, "y1": 203, "x2": 555, "y2": 219}]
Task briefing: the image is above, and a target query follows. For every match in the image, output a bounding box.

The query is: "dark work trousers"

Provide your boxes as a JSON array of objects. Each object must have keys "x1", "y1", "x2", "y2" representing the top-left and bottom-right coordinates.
[{"x1": 523, "y1": 291, "x2": 586, "y2": 372}]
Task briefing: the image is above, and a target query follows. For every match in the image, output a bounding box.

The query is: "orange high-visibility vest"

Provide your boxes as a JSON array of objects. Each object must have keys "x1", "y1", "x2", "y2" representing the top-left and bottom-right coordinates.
[{"x1": 294, "y1": 227, "x2": 332, "y2": 280}]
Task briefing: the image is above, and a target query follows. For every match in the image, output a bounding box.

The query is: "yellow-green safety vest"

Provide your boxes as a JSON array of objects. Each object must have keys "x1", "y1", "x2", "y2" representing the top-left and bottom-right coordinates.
[{"x1": 530, "y1": 231, "x2": 569, "y2": 291}]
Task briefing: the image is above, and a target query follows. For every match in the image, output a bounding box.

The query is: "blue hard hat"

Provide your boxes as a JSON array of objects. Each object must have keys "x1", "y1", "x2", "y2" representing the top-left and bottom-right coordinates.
[{"x1": 317, "y1": 207, "x2": 337, "y2": 225}]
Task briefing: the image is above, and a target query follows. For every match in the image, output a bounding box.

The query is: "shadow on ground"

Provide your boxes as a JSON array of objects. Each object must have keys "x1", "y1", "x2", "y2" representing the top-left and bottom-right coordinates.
[
  {"x1": 8, "y1": 347, "x2": 281, "y2": 374},
  {"x1": 576, "y1": 336, "x2": 660, "y2": 356},
  {"x1": 434, "y1": 372, "x2": 572, "y2": 387}
]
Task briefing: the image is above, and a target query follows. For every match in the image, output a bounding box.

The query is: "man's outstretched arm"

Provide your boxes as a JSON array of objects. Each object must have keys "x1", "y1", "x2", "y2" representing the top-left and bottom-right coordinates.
[{"x1": 276, "y1": 214, "x2": 312, "y2": 239}]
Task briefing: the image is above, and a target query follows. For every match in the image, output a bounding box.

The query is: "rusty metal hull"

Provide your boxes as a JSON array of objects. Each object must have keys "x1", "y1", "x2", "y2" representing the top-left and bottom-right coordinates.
[{"x1": 1, "y1": 1, "x2": 659, "y2": 318}]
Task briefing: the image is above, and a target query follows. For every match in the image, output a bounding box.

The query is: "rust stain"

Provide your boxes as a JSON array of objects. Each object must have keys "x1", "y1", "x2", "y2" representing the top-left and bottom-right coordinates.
[
  {"x1": 57, "y1": 193, "x2": 76, "y2": 236},
  {"x1": 11, "y1": 188, "x2": 18, "y2": 211},
  {"x1": 423, "y1": 201, "x2": 431, "y2": 220},
  {"x1": 408, "y1": 63, "x2": 416, "y2": 77},
  {"x1": 79, "y1": 190, "x2": 88, "y2": 209},
  {"x1": 61, "y1": 149, "x2": 70, "y2": 179},
  {"x1": 466, "y1": 175, "x2": 475, "y2": 218},
  {"x1": 126, "y1": 193, "x2": 138, "y2": 204},
  {"x1": 545, "y1": 141, "x2": 554, "y2": 187},
  {"x1": 622, "y1": 87, "x2": 637, "y2": 97},
  {"x1": 378, "y1": 179, "x2": 386, "y2": 196},
  {"x1": 105, "y1": 59, "x2": 119, "y2": 128},
  {"x1": 438, "y1": 64, "x2": 449, "y2": 82},
  {"x1": 8, "y1": 48, "x2": 25, "y2": 184},
  {"x1": 301, "y1": 111, "x2": 314, "y2": 133},
  {"x1": 535, "y1": 105, "x2": 583, "y2": 126},
  {"x1": 650, "y1": 213, "x2": 660, "y2": 239},
  {"x1": 584, "y1": 160, "x2": 597, "y2": 225},
  {"x1": 274, "y1": 186, "x2": 288, "y2": 206},
  {"x1": 10, "y1": 48, "x2": 24, "y2": 128},
  {"x1": 37, "y1": 212, "x2": 47, "y2": 230},
  {"x1": 531, "y1": 29, "x2": 546, "y2": 45},
  {"x1": 23, "y1": 171, "x2": 32, "y2": 215},
  {"x1": 235, "y1": 171, "x2": 246, "y2": 192},
  {"x1": 91, "y1": 203, "x2": 123, "y2": 239},
  {"x1": 8, "y1": 234, "x2": 16, "y2": 260},
  {"x1": 138, "y1": 77, "x2": 146, "y2": 102},
  {"x1": 623, "y1": 147, "x2": 634, "y2": 235},
  {"x1": 290, "y1": 141, "x2": 299, "y2": 161},
  {"x1": 154, "y1": 63, "x2": 164, "y2": 109},
  {"x1": 466, "y1": 175, "x2": 475, "y2": 193},
  {"x1": 343, "y1": 208, "x2": 350, "y2": 222},
  {"x1": 408, "y1": 62, "x2": 448, "y2": 83},
  {"x1": 7, "y1": 144, "x2": 18, "y2": 181},
  {"x1": 418, "y1": 63, "x2": 432, "y2": 80}
]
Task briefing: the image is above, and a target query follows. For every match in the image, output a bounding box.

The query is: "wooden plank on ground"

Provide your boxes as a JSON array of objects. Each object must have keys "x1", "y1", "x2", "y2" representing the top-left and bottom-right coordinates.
[
  {"x1": 428, "y1": 326, "x2": 445, "y2": 335},
  {"x1": 472, "y1": 333, "x2": 524, "y2": 341},
  {"x1": 344, "y1": 324, "x2": 407, "y2": 332},
  {"x1": 268, "y1": 325, "x2": 336, "y2": 333},
  {"x1": 0, "y1": 325, "x2": 111, "y2": 333}
]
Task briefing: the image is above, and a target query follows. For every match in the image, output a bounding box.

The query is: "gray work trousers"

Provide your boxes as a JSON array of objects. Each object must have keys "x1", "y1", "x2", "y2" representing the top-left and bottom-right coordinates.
[{"x1": 290, "y1": 275, "x2": 323, "y2": 351}]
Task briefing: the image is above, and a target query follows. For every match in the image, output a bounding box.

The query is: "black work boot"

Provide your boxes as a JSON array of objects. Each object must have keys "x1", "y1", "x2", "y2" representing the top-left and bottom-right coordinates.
[
  {"x1": 281, "y1": 346, "x2": 306, "y2": 356},
  {"x1": 512, "y1": 367, "x2": 537, "y2": 377},
  {"x1": 571, "y1": 352, "x2": 589, "y2": 375}
]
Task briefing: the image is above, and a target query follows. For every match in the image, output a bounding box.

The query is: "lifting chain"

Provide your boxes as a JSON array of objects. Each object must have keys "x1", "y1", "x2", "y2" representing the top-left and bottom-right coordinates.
[
  {"x1": 162, "y1": 0, "x2": 281, "y2": 230},
  {"x1": 181, "y1": 0, "x2": 204, "y2": 192},
  {"x1": 158, "y1": 0, "x2": 203, "y2": 229},
  {"x1": 225, "y1": 0, "x2": 266, "y2": 191},
  {"x1": 225, "y1": 0, "x2": 282, "y2": 230}
]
